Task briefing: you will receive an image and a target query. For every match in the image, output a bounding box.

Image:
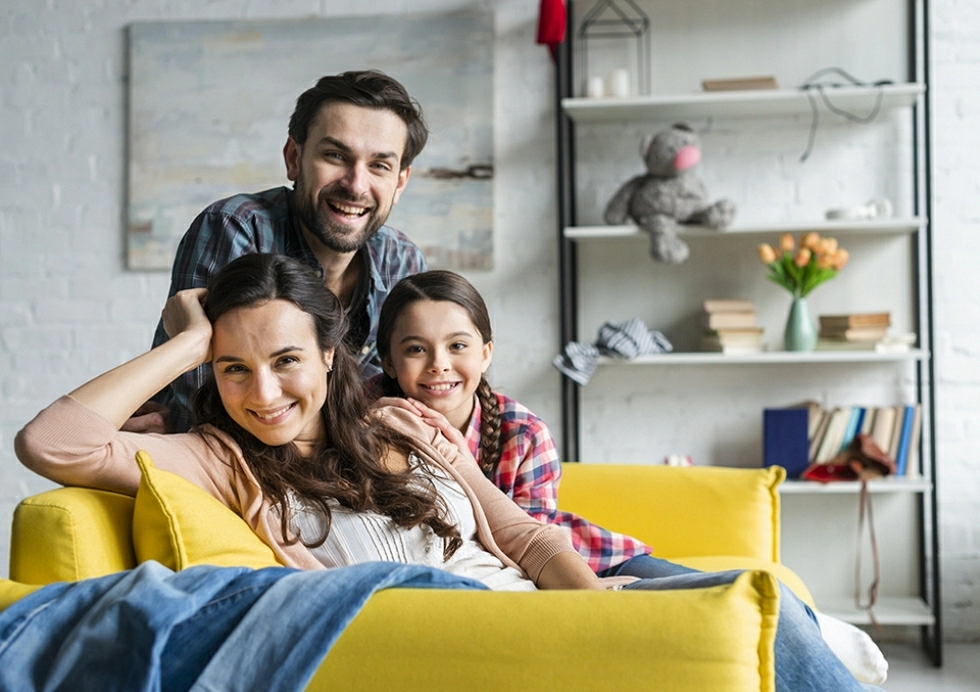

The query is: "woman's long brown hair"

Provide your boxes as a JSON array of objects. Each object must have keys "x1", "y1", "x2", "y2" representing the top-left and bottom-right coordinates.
[
  {"x1": 192, "y1": 254, "x2": 462, "y2": 559},
  {"x1": 375, "y1": 270, "x2": 503, "y2": 478}
]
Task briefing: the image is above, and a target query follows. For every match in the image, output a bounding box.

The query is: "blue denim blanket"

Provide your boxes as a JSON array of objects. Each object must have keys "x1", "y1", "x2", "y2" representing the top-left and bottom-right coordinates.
[{"x1": 0, "y1": 560, "x2": 484, "y2": 692}]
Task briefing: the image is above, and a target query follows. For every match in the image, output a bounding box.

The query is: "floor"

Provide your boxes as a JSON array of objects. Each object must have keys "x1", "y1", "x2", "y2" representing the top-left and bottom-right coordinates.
[{"x1": 880, "y1": 642, "x2": 980, "y2": 691}]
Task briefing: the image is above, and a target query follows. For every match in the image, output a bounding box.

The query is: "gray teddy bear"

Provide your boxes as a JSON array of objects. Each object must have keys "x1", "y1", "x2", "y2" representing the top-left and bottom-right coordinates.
[{"x1": 603, "y1": 123, "x2": 736, "y2": 264}]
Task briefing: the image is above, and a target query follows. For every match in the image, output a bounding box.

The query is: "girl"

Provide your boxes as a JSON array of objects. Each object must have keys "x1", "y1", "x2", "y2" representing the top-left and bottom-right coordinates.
[
  {"x1": 373, "y1": 270, "x2": 652, "y2": 576},
  {"x1": 375, "y1": 270, "x2": 887, "y2": 690}
]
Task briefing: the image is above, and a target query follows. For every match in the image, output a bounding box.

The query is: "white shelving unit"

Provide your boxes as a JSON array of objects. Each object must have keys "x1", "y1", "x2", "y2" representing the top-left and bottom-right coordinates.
[
  {"x1": 554, "y1": 0, "x2": 939, "y2": 663},
  {"x1": 596, "y1": 350, "x2": 928, "y2": 366},
  {"x1": 561, "y1": 83, "x2": 924, "y2": 122},
  {"x1": 565, "y1": 217, "x2": 925, "y2": 239}
]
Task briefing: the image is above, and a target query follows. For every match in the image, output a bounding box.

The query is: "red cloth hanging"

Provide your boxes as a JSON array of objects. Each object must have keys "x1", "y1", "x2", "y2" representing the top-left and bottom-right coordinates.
[{"x1": 536, "y1": 0, "x2": 567, "y2": 53}]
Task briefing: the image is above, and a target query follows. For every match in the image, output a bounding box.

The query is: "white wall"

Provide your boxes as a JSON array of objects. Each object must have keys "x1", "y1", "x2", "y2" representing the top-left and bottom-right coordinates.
[{"x1": 0, "y1": 0, "x2": 977, "y2": 641}]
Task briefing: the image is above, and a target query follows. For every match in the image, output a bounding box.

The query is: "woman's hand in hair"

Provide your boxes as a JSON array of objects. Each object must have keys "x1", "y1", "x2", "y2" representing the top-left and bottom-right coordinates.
[{"x1": 162, "y1": 288, "x2": 212, "y2": 365}]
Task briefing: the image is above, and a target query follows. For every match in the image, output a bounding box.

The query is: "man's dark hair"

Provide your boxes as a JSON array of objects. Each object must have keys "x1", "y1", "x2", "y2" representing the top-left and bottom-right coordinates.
[{"x1": 288, "y1": 70, "x2": 428, "y2": 169}]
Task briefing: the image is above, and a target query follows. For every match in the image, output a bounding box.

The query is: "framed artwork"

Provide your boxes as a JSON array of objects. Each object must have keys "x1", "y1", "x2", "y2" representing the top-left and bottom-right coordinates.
[{"x1": 127, "y1": 11, "x2": 494, "y2": 270}]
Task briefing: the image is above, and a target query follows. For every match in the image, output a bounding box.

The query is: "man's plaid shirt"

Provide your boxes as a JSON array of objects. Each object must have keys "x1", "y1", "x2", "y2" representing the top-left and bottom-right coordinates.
[
  {"x1": 151, "y1": 186, "x2": 425, "y2": 432},
  {"x1": 465, "y1": 392, "x2": 651, "y2": 573}
]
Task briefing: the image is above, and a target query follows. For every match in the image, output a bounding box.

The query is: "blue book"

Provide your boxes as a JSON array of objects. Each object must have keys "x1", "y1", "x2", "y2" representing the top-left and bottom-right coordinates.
[
  {"x1": 763, "y1": 408, "x2": 811, "y2": 479},
  {"x1": 839, "y1": 406, "x2": 864, "y2": 453},
  {"x1": 895, "y1": 405, "x2": 916, "y2": 476}
]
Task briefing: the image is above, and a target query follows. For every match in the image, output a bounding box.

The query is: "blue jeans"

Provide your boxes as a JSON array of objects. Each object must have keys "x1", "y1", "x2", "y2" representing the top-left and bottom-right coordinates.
[{"x1": 601, "y1": 555, "x2": 885, "y2": 692}]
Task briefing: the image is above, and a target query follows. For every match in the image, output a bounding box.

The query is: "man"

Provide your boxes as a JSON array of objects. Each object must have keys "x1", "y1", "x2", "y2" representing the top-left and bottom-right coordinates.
[{"x1": 136, "y1": 70, "x2": 428, "y2": 433}]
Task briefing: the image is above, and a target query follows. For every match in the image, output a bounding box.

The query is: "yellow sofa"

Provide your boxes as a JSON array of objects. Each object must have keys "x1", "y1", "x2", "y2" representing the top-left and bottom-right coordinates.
[{"x1": 2, "y1": 462, "x2": 809, "y2": 691}]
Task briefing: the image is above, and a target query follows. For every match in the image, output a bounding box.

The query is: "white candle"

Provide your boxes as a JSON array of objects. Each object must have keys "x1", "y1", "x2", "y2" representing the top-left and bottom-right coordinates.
[
  {"x1": 585, "y1": 75, "x2": 605, "y2": 98},
  {"x1": 606, "y1": 68, "x2": 630, "y2": 98}
]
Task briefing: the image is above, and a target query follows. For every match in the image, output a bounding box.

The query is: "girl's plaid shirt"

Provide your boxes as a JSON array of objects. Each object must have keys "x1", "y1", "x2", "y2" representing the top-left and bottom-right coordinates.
[{"x1": 465, "y1": 392, "x2": 651, "y2": 573}]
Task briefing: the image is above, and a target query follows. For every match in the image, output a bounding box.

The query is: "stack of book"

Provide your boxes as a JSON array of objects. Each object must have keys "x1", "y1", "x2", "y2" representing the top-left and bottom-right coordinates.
[
  {"x1": 816, "y1": 312, "x2": 914, "y2": 353},
  {"x1": 805, "y1": 402, "x2": 923, "y2": 476},
  {"x1": 701, "y1": 299, "x2": 765, "y2": 354}
]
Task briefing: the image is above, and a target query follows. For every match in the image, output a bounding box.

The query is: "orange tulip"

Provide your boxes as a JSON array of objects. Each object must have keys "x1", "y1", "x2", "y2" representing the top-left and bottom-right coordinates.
[
  {"x1": 758, "y1": 243, "x2": 777, "y2": 264},
  {"x1": 817, "y1": 253, "x2": 835, "y2": 270},
  {"x1": 794, "y1": 248, "x2": 812, "y2": 267},
  {"x1": 818, "y1": 237, "x2": 839, "y2": 255},
  {"x1": 831, "y1": 248, "x2": 850, "y2": 270},
  {"x1": 801, "y1": 232, "x2": 820, "y2": 250},
  {"x1": 779, "y1": 233, "x2": 795, "y2": 253}
]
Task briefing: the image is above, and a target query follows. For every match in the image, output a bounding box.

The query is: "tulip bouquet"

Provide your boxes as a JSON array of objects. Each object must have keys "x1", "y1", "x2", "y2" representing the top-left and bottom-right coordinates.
[{"x1": 757, "y1": 232, "x2": 849, "y2": 298}]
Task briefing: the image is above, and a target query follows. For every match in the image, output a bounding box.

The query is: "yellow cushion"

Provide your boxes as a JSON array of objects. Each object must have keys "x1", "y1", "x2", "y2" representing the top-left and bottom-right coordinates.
[
  {"x1": 678, "y1": 556, "x2": 816, "y2": 609},
  {"x1": 0, "y1": 580, "x2": 43, "y2": 611},
  {"x1": 131, "y1": 450, "x2": 282, "y2": 570},
  {"x1": 10, "y1": 488, "x2": 137, "y2": 584},
  {"x1": 310, "y1": 570, "x2": 779, "y2": 692},
  {"x1": 558, "y1": 464, "x2": 785, "y2": 562}
]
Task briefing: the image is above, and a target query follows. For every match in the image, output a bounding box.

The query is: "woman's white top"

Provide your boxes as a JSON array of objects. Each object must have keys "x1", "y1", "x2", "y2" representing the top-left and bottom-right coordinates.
[{"x1": 279, "y1": 454, "x2": 537, "y2": 592}]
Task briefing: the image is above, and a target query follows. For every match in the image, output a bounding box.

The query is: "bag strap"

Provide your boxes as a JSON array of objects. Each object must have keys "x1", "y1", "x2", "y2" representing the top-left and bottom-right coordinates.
[{"x1": 854, "y1": 478, "x2": 883, "y2": 634}]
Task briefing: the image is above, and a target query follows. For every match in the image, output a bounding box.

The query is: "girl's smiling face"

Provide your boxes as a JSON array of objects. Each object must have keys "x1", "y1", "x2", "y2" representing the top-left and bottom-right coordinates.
[
  {"x1": 212, "y1": 299, "x2": 333, "y2": 456},
  {"x1": 383, "y1": 299, "x2": 492, "y2": 431}
]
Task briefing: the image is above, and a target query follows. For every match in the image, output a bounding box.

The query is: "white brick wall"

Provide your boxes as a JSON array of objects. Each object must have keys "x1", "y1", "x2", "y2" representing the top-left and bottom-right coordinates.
[
  {"x1": 931, "y1": 0, "x2": 980, "y2": 641},
  {"x1": 0, "y1": 0, "x2": 977, "y2": 642}
]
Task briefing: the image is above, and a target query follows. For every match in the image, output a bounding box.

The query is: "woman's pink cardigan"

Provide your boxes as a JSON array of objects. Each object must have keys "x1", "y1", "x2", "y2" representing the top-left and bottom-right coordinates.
[{"x1": 15, "y1": 396, "x2": 580, "y2": 582}]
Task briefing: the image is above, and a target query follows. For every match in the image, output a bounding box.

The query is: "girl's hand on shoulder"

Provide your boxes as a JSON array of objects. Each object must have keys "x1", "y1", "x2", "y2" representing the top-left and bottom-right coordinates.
[
  {"x1": 162, "y1": 288, "x2": 212, "y2": 364},
  {"x1": 405, "y1": 398, "x2": 468, "y2": 451}
]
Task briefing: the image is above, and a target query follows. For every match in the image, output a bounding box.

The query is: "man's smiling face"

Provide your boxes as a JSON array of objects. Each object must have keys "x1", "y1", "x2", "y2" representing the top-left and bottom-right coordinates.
[{"x1": 286, "y1": 102, "x2": 411, "y2": 254}]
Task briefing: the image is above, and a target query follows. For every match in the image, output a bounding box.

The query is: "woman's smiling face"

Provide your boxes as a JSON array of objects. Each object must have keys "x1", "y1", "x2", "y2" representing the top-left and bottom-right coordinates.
[
  {"x1": 212, "y1": 299, "x2": 333, "y2": 455},
  {"x1": 384, "y1": 299, "x2": 492, "y2": 431}
]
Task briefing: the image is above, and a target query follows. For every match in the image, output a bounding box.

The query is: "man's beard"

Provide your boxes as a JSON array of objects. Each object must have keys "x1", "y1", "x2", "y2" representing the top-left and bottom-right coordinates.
[{"x1": 294, "y1": 173, "x2": 389, "y2": 253}]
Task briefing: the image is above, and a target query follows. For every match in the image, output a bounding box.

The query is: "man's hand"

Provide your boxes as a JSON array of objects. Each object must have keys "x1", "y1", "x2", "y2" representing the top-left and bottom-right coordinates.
[{"x1": 121, "y1": 401, "x2": 171, "y2": 434}]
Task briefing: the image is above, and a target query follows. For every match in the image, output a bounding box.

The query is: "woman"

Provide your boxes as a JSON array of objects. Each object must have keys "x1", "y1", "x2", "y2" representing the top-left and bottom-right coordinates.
[
  {"x1": 16, "y1": 254, "x2": 601, "y2": 592},
  {"x1": 16, "y1": 254, "x2": 880, "y2": 691}
]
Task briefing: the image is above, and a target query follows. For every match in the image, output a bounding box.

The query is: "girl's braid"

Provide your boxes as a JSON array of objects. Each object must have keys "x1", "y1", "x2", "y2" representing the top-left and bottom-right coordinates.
[{"x1": 476, "y1": 376, "x2": 502, "y2": 477}]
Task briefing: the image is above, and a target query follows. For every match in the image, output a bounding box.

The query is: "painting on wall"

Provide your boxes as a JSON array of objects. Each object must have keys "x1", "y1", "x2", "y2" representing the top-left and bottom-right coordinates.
[{"x1": 127, "y1": 12, "x2": 494, "y2": 271}]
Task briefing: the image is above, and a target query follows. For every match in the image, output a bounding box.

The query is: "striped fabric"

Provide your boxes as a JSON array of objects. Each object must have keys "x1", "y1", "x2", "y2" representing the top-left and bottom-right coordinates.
[
  {"x1": 150, "y1": 186, "x2": 426, "y2": 432},
  {"x1": 466, "y1": 392, "x2": 651, "y2": 573},
  {"x1": 553, "y1": 317, "x2": 672, "y2": 386}
]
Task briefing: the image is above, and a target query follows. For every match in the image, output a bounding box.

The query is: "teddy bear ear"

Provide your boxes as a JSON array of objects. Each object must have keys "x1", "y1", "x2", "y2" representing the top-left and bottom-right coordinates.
[{"x1": 640, "y1": 134, "x2": 656, "y2": 159}]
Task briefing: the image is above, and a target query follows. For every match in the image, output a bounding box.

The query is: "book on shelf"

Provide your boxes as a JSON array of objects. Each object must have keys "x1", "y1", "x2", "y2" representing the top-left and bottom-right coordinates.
[
  {"x1": 905, "y1": 404, "x2": 923, "y2": 476},
  {"x1": 808, "y1": 409, "x2": 831, "y2": 463},
  {"x1": 818, "y1": 325, "x2": 890, "y2": 342},
  {"x1": 870, "y1": 406, "x2": 897, "y2": 454},
  {"x1": 700, "y1": 340, "x2": 766, "y2": 355},
  {"x1": 888, "y1": 405, "x2": 905, "y2": 462},
  {"x1": 703, "y1": 298, "x2": 755, "y2": 314},
  {"x1": 815, "y1": 334, "x2": 915, "y2": 354},
  {"x1": 815, "y1": 406, "x2": 852, "y2": 463},
  {"x1": 860, "y1": 407, "x2": 876, "y2": 436},
  {"x1": 701, "y1": 328, "x2": 765, "y2": 353},
  {"x1": 704, "y1": 327, "x2": 764, "y2": 342},
  {"x1": 793, "y1": 400, "x2": 825, "y2": 440},
  {"x1": 704, "y1": 310, "x2": 757, "y2": 330},
  {"x1": 894, "y1": 404, "x2": 923, "y2": 476},
  {"x1": 838, "y1": 407, "x2": 866, "y2": 454},
  {"x1": 819, "y1": 312, "x2": 891, "y2": 330},
  {"x1": 763, "y1": 408, "x2": 810, "y2": 478},
  {"x1": 702, "y1": 76, "x2": 779, "y2": 92}
]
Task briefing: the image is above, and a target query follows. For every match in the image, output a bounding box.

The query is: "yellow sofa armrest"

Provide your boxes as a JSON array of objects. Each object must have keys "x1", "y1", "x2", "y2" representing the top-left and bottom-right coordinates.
[
  {"x1": 10, "y1": 488, "x2": 137, "y2": 584},
  {"x1": 310, "y1": 570, "x2": 779, "y2": 692},
  {"x1": 557, "y1": 464, "x2": 784, "y2": 562}
]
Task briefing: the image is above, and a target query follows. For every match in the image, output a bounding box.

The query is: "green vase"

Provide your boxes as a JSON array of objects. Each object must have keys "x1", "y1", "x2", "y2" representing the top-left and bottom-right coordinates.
[{"x1": 784, "y1": 296, "x2": 817, "y2": 352}]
